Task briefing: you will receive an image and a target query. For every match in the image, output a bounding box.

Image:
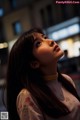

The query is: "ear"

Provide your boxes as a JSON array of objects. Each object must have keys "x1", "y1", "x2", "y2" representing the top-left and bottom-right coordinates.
[{"x1": 30, "y1": 61, "x2": 40, "y2": 69}]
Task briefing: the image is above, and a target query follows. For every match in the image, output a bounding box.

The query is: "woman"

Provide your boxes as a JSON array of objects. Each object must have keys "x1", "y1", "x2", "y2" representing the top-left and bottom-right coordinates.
[{"x1": 7, "y1": 28, "x2": 80, "y2": 120}]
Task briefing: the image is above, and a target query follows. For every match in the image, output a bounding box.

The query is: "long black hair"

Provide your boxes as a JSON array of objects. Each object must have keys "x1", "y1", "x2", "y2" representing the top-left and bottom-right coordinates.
[{"x1": 7, "y1": 28, "x2": 80, "y2": 120}]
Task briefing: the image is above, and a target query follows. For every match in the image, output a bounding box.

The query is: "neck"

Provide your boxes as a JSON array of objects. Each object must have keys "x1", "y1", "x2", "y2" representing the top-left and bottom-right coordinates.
[
  {"x1": 43, "y1": 72, "x2": 58, "y2": 81},
  {"x1": 40, "y1": 63, "x2": 57, "y2": 76}
]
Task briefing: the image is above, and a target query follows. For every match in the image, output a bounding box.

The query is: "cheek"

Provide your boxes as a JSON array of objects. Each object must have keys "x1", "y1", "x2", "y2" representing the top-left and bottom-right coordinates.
[{"x1": 33, "y1": 48, "x2": 54, "y2": 63}]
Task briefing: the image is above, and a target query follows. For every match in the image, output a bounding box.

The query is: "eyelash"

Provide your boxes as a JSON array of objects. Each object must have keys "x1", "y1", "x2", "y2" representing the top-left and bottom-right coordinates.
[
  {"x1": 35, "y1": 41, "x2": 42, "y2": 48},
  {"x1": 34, "y1": 35, "x2": 48, "y2": 48}
]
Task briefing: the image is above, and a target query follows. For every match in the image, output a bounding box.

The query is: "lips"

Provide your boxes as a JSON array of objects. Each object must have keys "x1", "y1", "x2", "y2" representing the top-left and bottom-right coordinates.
[{"x1": 54, "y1": 45, "x2": 60, "y2": 51}]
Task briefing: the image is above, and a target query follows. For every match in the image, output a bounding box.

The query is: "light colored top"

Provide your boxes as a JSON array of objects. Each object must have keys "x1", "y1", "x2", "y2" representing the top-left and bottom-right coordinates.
[{"x1": 16, "y1": 74, "x2": 80, "y2": 120}]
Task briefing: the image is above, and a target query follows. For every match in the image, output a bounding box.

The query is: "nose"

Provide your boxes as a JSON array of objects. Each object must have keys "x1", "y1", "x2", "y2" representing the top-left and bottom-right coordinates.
[
  {"x1": 48, "y1": 40, "x2": 54, "y2": 47},
  {"x1": 44, "y1": 39, "x2": 55, "y2": 47}
]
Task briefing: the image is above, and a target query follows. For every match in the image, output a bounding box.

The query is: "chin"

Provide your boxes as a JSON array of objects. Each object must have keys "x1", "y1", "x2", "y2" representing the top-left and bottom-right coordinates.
[{"x1": 57, "y1": 50, "x2": 64, "y2": 59}]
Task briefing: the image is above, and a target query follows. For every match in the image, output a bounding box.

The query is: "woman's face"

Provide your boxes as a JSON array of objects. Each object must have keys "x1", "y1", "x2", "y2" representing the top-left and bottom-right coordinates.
[{"x1": 32, "y1": 32, "x2": 64, "y2": 66}]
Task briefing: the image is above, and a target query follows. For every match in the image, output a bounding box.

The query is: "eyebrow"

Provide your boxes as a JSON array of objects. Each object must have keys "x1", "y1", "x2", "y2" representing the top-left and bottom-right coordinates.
[
  {"x1": 34, "y1": 38, "x2": 38, "y2": 42},
  {"x1": 33, "y1": 33, "x2": 45, "y2": 42}
]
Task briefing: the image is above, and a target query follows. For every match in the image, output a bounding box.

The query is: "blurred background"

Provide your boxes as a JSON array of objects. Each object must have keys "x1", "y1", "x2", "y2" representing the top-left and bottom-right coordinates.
[{"x1": 0, "y1": 0, "x2": 80, "y2": 111}]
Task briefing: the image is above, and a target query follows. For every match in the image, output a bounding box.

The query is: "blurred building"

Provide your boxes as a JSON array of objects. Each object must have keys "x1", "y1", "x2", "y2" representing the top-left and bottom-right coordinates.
[{"x1": 0, "y1": 0, "x2": 80, "y2": 78}]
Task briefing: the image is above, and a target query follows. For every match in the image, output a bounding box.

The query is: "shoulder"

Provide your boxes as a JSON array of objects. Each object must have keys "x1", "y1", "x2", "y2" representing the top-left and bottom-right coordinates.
[
  {"x1": 16, "y1": 89, "x2": 31, "y2": 113},
  {"x1": 16, "y1": 89, "x2": 39, "y2": 112},
  {"x1": 16, "y1": 88, "x2": 42, "y2": 119},
  {"x1": 17, "y1": 88, "x2": 30, "y2": 100},
  {"x1": 16, "y1": 88, "x2": 36, "y2": 109},
  {"x1": 61, "y1": 74, "x2": 76, "y2": 88},
  {"x1": 62, "y1": 74, "x2": 72, "y2": 81}
]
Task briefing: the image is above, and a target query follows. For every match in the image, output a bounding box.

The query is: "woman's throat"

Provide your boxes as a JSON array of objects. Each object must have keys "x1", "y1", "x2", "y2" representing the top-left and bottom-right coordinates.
[{"x1": 43, "y1": 73, "x2": 58, "y2": 81}]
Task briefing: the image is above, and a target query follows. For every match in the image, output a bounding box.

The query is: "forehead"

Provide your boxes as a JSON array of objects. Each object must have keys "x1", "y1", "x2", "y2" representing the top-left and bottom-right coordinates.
[{"x1": 32, "y1": 32, "x2": 43, "y2": 39}]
